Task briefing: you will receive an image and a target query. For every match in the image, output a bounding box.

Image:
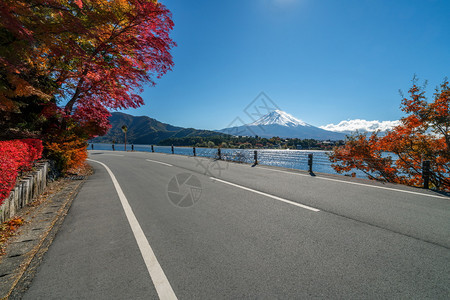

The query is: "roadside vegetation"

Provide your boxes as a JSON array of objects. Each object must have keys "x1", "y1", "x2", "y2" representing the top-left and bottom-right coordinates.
[
  {"x1": 0, "y1": 139, "x2": 43, "y2": 204},
  {"x1": 330, "y1": 78, "x2": 449, "y2": 192},
  {"x1": 0, "y1": 1, "x2": 175, "y2": 207}
]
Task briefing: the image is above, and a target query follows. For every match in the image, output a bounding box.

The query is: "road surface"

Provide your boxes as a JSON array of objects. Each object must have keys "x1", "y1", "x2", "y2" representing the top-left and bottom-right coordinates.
[{"x1": 23, "y1": 150, "x2": 450, "y2": 299}]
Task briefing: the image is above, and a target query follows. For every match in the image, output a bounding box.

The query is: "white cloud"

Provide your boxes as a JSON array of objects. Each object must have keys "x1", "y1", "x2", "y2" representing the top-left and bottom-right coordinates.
[{"x1": 320, "y1": 119, "x2": 401, "y2": 133}]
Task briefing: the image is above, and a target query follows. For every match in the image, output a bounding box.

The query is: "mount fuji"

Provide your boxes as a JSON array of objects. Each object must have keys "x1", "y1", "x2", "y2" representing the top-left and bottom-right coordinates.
[{"x1": 218, "y1": 110, "x2": 346, "y2": 140}]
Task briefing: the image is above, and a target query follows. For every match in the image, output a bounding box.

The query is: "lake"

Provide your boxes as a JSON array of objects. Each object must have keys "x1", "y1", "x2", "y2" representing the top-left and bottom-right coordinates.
[{"x1": 89, "y1": 143, "x2": 369, "y2": 179}]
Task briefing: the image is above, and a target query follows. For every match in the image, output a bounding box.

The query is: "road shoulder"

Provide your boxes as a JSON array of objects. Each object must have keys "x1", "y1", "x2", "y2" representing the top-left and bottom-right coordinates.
[{"x1": 0, "y1": 174, "x2": 87, "y2": 299}]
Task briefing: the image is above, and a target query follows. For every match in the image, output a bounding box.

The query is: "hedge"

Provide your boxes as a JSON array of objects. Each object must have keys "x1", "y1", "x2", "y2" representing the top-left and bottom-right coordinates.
[{"x1": 0, "y1": 139, "x2": 43, "y2": 205}]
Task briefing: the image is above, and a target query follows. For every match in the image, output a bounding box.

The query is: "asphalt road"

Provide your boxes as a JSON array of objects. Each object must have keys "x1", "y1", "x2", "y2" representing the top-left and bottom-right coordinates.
[{"x1": 23, "y1": 150, "x2": 450, "y2": 299}]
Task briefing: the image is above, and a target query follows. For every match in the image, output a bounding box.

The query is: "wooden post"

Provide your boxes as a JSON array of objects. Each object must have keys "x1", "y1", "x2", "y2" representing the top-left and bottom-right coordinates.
[
  {"x1": 254, "y1": 150, "x2": 258, "y2": 165},
  {"x1": 308, "y1": 153, "x2": 313, "y2": 173},
  {"x1": 218, "y1": 148, "x2": 221, "y2": 160},
  {"x1": 193, "y1": 147, "x2": 196, "y2": 156},
  {"x1": 151, "y1": 145, "x2": 154, "y2": 152},
  {"x1": 171, "y1": 145, "x2": 174, "y2": 154},
  {"x1": 422, "y1": 160, "x2": 430, "y2": 189},
  {"x1": 121, "y1": 125, "x2": 128, "y2": 151}
]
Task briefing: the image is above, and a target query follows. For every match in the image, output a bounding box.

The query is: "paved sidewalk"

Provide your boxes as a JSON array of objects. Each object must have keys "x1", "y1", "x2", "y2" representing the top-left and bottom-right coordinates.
[{"x1": 0, "y1": 177, "x2": 86, "y2": 299}]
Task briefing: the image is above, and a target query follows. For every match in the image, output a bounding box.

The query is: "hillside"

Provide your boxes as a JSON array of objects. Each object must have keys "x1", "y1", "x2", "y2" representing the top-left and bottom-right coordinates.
[{"x1": 92, "y1": 112, "x2": 226, "y2": 144}]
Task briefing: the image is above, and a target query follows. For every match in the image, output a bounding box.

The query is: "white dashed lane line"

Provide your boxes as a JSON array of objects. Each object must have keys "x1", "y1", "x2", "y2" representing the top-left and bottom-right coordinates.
[
  {"x1": 146, "y1": 159, "x2": 173, "y2": 167},
  {"x1": 210, "y1": 177, "x2": 320, "y2": 212}
]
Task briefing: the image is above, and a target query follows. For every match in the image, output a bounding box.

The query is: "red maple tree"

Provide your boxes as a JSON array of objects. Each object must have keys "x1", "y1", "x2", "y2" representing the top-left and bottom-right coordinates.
[
  {"x1": 330, "y1": 78, "x2": 449, "y2": 192},
  {"x1": 1, "y1": 0, "x2": 175, "y2": 171},
  {"x1": 1, "y1": 0, "x2": 175, "y2": 135}
]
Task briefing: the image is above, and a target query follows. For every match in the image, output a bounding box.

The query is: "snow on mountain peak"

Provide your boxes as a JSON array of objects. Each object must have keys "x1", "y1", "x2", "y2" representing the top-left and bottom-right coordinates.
[
  {"x1": 319, "y1": 119, "x2": 401, "y2": 133},
  {"x1": 249, "y1": 110, "x2": 310, "y2": 127}
]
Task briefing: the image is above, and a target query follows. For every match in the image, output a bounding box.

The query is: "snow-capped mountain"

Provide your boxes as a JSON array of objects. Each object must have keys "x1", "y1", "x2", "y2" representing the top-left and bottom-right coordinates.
[
  {"x1": 218, "y1": 110, "x2": 346, "y2": 140},
  {"x1": 248, "y1": 110, "x2": 311, "y2": 127}
]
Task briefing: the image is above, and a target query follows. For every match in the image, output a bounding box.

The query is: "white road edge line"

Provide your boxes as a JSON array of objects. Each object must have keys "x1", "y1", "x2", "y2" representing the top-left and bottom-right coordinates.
[
  {"x1": 257, "y1": 166, "x2": 449, "y2": 200},
  {"x1": 88, "y1": 159, "x2": 177, "y2": 300},
  {"x1": 146, "y1": 159, "x2": 173, "y2": 167},
  {"x1": 210, "y1": 177, "x2": 320, "y2": 212}
]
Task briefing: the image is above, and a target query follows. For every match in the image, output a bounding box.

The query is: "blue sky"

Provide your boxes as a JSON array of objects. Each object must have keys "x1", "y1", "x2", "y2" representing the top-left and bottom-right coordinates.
[{"x1": 122, "y1": 0, "x2": 450, "y2": 130}]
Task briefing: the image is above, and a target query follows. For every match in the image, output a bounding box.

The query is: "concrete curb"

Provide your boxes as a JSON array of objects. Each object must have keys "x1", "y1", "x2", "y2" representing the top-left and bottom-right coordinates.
[{"x1": 0, "y1": 176, "x2": 87, "y2": 299}]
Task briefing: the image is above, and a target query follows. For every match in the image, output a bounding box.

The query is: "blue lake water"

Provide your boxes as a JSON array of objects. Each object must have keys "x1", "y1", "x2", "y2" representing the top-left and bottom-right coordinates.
[{"x1": 89, "y1": 143, "x2": 369, "y2": 179}]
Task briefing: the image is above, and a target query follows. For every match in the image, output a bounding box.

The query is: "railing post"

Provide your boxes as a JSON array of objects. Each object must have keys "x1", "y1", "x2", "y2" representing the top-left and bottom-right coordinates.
[
  {"x1": 193, "y1": 147, "x2": 196, "y2": 156},
  {"x1": 254, "y1": 150, "x2": 258, "y2": 165},
  {"x1": 218, "y1": 148, "x2": 221, "y2": 160},
  {"x1": 151, "y1": 145, "x2": 154, "y2": 152},
  {"x1": 112, "y1": 144, "x2": 115, "y2": 151},
  {"x1": 171, "y1": 144, "x2": 174, "y2": 154},
  {"x1": 131, "y1": 144, "x2": 134, "y2": 152},
  {"x1": 422, "y1": 160, "x2": 430, "y2": 189},
  {"x1": 308, "y1": 153, "x2": 313, "y2": 173}
]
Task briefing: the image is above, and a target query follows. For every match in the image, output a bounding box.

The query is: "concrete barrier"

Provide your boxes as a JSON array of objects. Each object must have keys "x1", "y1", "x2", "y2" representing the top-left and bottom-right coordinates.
[{"x1": 0, "y1": 161, "x2": 49, "y2": 223}]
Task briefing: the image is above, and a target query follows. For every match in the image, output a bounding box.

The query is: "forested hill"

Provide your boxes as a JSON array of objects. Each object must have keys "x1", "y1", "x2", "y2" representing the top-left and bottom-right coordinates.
[{"x1": 92, "y1": 112, "x2": 227, "y2": 144}]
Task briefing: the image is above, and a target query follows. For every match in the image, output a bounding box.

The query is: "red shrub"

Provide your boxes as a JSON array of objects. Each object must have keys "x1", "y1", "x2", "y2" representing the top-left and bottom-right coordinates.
[
  {"x1": 0, "y1": 139, "x2": 43, "y2": 205},
  {"x1": 22, "y1": 139, "x2": 44, "y2": 162},
  {"x1": 0, "y1": 157, "x2": 18, "y2": 205}
]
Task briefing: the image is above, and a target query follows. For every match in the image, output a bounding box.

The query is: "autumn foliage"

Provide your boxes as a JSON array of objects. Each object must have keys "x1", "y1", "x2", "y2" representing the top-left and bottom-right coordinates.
[
  {"x1": 44, "y1": 120, "x2": 89, "y2": 173},
  {"x1": 1, "y1": 217, "x2": 25, "y2": 255},
  {"x1": 330, "y1": 79, "x2": 450, "y2": 192},
  {"x1": 0, "y1": 139, "x2": 43, "y2": 205},
  {"x1": 1, "y1": 0, "x2": 175, "y2": 114},
  {"x1": 0, "y1": 0, "x2": 175, "y2": 171}
]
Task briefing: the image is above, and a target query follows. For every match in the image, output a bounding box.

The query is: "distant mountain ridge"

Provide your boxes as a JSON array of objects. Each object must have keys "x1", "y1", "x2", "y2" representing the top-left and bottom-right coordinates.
[
  {"x1": 218, "y1": 110, "x2": 346, "y2": 140},
  {"x1": 92, "y1": 112, "x2": 226, "y2": 144}
]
